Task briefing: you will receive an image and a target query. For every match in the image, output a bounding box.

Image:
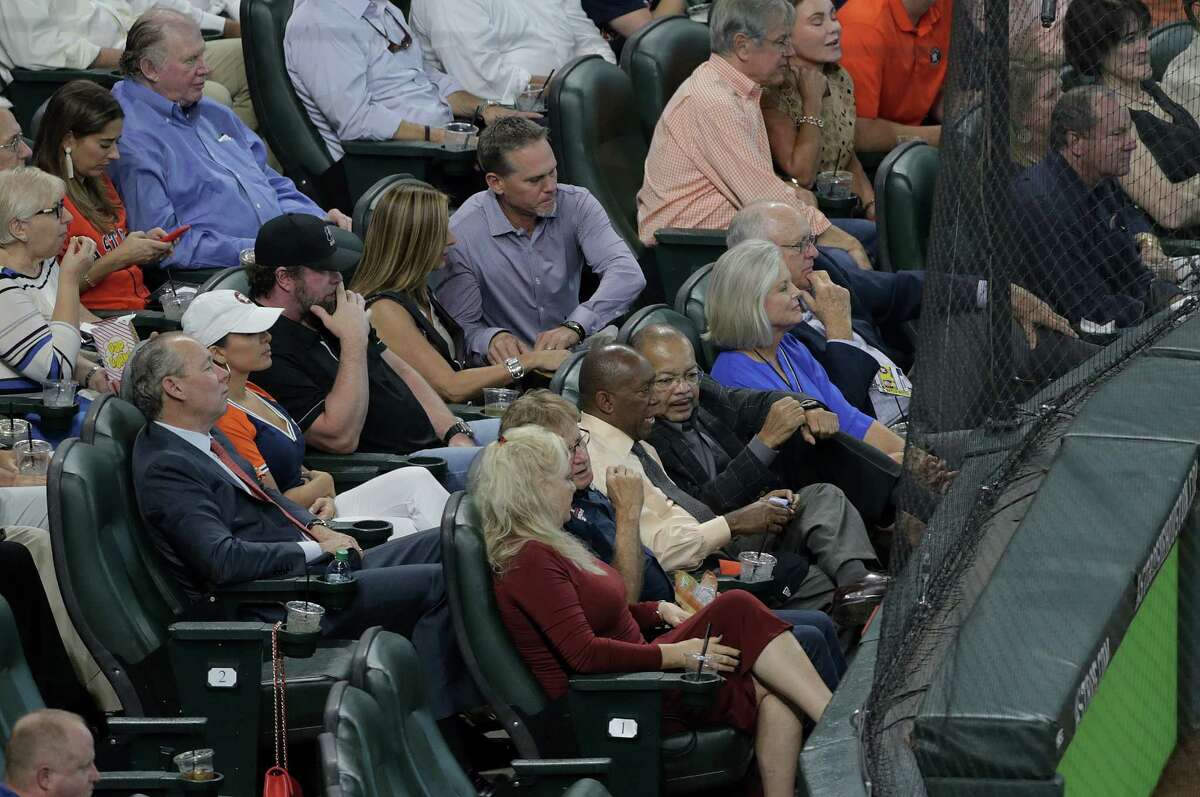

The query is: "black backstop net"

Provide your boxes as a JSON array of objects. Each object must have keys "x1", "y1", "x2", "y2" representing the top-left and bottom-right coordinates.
[{"x1": 862, "y1": 0, "x2": 1200, "y2": 792}]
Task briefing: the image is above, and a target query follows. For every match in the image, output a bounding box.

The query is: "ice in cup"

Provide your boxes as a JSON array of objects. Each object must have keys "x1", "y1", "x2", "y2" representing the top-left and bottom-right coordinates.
[
  {"x1": 13, "y1": 439, "x2": 52, "y2": 475},
  {"x1": 42, "y1": 379, "x2": 78, "y2": 408},
  {"x1": 815, "y1": 170, "x2": 853, "y2": 200},
  {"x1": 482, "y1": 387, "x2": 520, "y2": 418},
  {"x1": 0, "y1": 418, "x2": 30, "y2": 449},
  {"x1": 738, "y1": 551, "x2": 777, "y2": 583},
  {"x1": 285, "y1": 600, "x2": 324, "y2": 634}
]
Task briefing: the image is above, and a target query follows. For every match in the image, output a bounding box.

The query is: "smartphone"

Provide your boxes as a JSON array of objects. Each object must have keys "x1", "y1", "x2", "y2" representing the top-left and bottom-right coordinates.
[
  {"x1": 159, "y1": 224, "x2": 192, "y2": 243},
  {"x1": 767, "y1": 496, "x2": 791, "y2": 508}
]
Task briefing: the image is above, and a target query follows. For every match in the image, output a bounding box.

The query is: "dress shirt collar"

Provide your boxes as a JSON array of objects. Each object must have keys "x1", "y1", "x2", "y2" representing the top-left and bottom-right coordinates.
[
  {"x1": 117, "y1": 78, "x2": 200, "y2": 124},
  {"x1": 708, "y1": 54, "x2": 764, "y2": 101},
  {"x1": 580, "y1": 412, "x2": 636, "y2": 458},
  {"x1": 331, "y1": 0, "x2": 373, "y2": 19},
  {"x1": 155, "y1": 420, "x2": 213, "y2": 452},
  {"x1": 482, "y1": 189, "x2": 559, "y2": 238},
  {"x1": 888, "y1": 0, "x2": 942, "y2": 35}
]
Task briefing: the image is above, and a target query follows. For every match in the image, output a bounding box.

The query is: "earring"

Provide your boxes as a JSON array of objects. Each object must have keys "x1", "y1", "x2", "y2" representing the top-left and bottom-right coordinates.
[{"x1": 64, "y1": 147, "x2": 74, "y2": 180}]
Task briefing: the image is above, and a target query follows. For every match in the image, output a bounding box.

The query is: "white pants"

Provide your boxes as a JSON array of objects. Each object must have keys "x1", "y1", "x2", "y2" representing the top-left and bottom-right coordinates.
[
  {"x1": 1, "y1": 485, "x2": 48, "y2": 529},
  {"x1": 334, "y1": 467, "x2": 449, "y2": 540}
]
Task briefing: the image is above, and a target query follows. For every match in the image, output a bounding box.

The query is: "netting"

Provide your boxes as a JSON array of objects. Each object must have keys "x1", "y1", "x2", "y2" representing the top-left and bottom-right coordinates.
[{"x1": 862, "y1": 0, "x2": 1200, "y2": 792}]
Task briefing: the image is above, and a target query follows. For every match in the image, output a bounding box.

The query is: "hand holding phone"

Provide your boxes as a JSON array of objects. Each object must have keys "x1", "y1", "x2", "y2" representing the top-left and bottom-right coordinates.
[{"x1": 159, "y1": 224, "x2": 192, "y2": 243}]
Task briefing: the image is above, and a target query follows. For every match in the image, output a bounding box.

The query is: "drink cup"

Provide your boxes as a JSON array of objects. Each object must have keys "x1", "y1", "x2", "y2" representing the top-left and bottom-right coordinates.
[
  {"x1": 42, "y1": 379, "x2": 77, "y2": 408},
  {"x1": 161, "y1": 292, "x2": 193, "y2": 322},
  {"x1": 515, "y1": 83, "x2": 546, "y2": 113},
  {"x1": 443, "y1": 122, "x2": 479, "y2": 151},
  {"x1": 738, "y1": 551, "x2": 777, "y2": 583},
  {"x1": 815, "y1": 170, "x2": 853, "y2": 200},
  {"x1": 682, "y1": 652, "x2": 719, "y2": 682},
  {"x1": 482, "y1": 387, "x2": 520, "y2": 418},
  {"x1": 0, "y1": 418, "x2": 30, "y2": 449},
  {"x1": 285, "y1": 600, "x2": 325, "y2": 634},
  {"x1": 13, "y1": 439, "x2": 52, "y2": 475},
  {"x1": 173, "y1": 749, "x2": 216, "y2": 781}
]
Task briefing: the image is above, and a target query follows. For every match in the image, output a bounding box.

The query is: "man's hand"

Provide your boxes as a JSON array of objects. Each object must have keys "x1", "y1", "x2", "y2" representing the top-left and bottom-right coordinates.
[
  {"x1": 0, "y1": 451, "x2": 46, "y2": 487},
  {"x1": 308, "y1": 496, "x2": 336, "y2": 520},
  {"x1": 308, "y1": 524, "x2": 363, "y2": 555},
  {"x1": 804, "y1": 407, "x2": 838, "y2": 439},
  {"x1": 725, "y1": 497, "x2": 792, "y2": 536},
  {"x1": 906, "y1": 447, "x2": 957, "y2": 493},
  {"x1": 799, "y1": 270, "x2": 853, "y2": 340},
  {"x1": 756, "y1": 397, "x2": 812, "y2": 448},
  {"x1": 222, "y1": 17, "x2": 241, "y2": 37},
  {"x1": 488, "y1": 331, "x2": 530, "y2": 365},
  {"x1": 533, "y1": 325, "x2": 582, "y2": 352},
  {"x1": 657, "y1": 601, "x2": 692, "y2": 627},
  {"x1": 606, "y1": 465, "x2": 645, "y2": 521},
  {"x1": 310, "y1": 283, "x2": 369, "y2": 345},
  {"x1": 325, "y1": 209, "x2": 352, "y2": 231},
  {"x1": 1009, "y1": 284, "x2": 1077, "y2": 349},
  {"x1": 846, "y1": 244, "x2": 872, "y2": 271}
]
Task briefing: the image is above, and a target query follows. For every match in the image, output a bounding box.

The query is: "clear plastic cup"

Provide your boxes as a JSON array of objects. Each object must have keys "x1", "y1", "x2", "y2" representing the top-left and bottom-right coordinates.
[
  {"x1": 285, "y1": 600, "x2": 325, "y2": 634},
  {"x1": 738, "y1": 551, "x2": 777, "y2": 583},
  {"x1": 815, "y1": 170, "x2": 853, "y2": 200},
  {"x1": 515, "y1": 83, "x2": 546, "y2": 113},
  {"x1": 42, "y1": 379, "x2": 78, "y2": 408},
  {"x1": 161, "y1": 293, "x2": 193, "y2": 322},
  {"x1": 13, "y1": 439, "x2": 52, "y2": 475},
  {"x1": 482, "y1": 387, "x2": 520, "y2": 418},
  {"x1": 173, "y1": 748, "x2": 216, "y2": 781},
  {"x1": 239, "y1": 248, "x2": 256, "y2": 268},
  {"x1": 682, "y1": 652, "x2": 719, "y2": 681},
  {"x1": 0, "y1": 418, "x2": 30, "y2": 449},
  {"x1": 443, "y1": 122, "x2": 479, "y2": 151}
]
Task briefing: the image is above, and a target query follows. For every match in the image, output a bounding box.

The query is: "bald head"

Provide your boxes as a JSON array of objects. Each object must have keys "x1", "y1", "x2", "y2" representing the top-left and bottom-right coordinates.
[
  {"x1": 4, "y1": 709, "x2": 98, "y2": 796},
  {"x1": 122, "y1": 8, "x2": 209, "y2": 106},
  {"x1": 579, "y1": 345, "x2": 658, "y2": 440},
  {"x1": 631, "y1": 326, "x2": 702, "y2": 423},
  {"x1": 727, "y1": 201, "x2": 819, "y2": 289}
]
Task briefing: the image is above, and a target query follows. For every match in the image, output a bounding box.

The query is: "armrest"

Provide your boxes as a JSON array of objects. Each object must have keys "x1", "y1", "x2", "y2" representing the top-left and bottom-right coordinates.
[
  {"x1": 132, "y1": 311, "x2": 182, "y2": 339},
  {"x1": 8, "y1": 67, "x2": 120, "y2": 83},
  {"x1": 304, "y1": 452, "x2": 411, "y2": 472},
  {"x1": 105, "y1": 716, "x2": 208, "y2": 737},
  {"x1": 652, "y1": 228, "x2": 728, "y2": 248},
  {"x1": 102, "y1": 717, "x2": 207, "y2": 773},
  {"x1": 511, "y1": 759, "x2": 612, "y2": 777},
  {"x1": 342, "y1": 138, "x2": 477, "y2": 163},
  {"x1": 569, "y1": 671, "x2": 721, "y2": 695},
  {"x1": 168, "y1": 621, "x2": 272, "y2": 640},
  {"x1": 1162, "y1": 238, "x2": 1200, "y2": 257},
  {"x1": 95, "y1": 771, "x2": 178, "y2": 793},
  {"x1": 209, "y1": 575, "x2": 358, "y2": 612},
  {"x1": 446, "y1": 402, "x2": 489, "y2": 422}
]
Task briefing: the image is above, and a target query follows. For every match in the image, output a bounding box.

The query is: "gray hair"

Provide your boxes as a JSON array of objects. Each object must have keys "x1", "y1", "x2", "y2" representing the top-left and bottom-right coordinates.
[
  {"x1": 120, "y1": 8, "x2": 197, "y2": 81},
  {"x1": 0, "y1": 167, "x2": 66, "y2": 247},
  {"x1": 726, "y1": 200, "x2": 799, "y2": 247},
  {"x1": 1048, "y1": 85, "x2": 1118, "y2": 152},
  {"x1": 705, "y1": 239, "x2": 783, "y2": 350},
  {"x1": 121, "y1": 332, "x2": 190, "y2": 421},
  {"x1": 710, "y1": 0, "x2": 796, "y2": 55}
]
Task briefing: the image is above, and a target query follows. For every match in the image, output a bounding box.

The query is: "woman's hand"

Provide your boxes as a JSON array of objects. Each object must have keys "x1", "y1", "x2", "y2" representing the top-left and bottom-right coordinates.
[
  {"x1": 115, "y1": 231, "x2": 173, "y2": 265},
  {"x1": 795, "y1": 65, "x2": 828, "y2": 113},
  {"x1": 308, "y1": 496, "x2": 337, "y2": 520},
  {"x1": 660, "y1": 635, "x2": 741, "y2": 672},
  {"x1": 59, "y1": 237, "x2": 97, "y2": 278},
  {"x1": 302, "y1": 469, "x2": 336, "y2": 499},
  {"x1": 526, "y1": 348, "x2": 571, "y2": 374},
  {"x1": 657, "y1": 602, "x2": 692, "y2": 627}
]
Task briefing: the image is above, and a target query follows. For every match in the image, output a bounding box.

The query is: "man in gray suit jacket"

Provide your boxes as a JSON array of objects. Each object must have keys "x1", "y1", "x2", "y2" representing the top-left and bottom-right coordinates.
[{"x1": 126, "y1": 332, "x2": 474, "y2": 717}]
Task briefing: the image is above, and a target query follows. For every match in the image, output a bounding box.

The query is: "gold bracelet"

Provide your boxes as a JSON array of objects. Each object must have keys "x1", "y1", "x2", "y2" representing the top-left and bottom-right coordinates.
[{"x1": 797, "y1": 115, "x2": 824, "y2": 129}]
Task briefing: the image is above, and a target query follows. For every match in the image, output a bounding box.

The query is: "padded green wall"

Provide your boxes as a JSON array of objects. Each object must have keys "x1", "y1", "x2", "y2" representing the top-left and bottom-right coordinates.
[{"x1": 1057, "y1": 546, "x2": 1178, "y2": 797}]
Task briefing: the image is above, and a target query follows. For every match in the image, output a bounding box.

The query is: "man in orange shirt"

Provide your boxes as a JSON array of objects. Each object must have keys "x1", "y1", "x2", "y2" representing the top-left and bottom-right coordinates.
[
  {"x1": 838, "y1": 0, "x2": 950, "y2": 152},
  {"x1": 637, "y1": 0, "x2": 873, "y2": 271}
]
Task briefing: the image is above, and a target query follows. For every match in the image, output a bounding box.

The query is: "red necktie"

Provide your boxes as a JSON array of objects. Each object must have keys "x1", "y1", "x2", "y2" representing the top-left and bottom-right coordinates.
[{"x1": 209, "y1": 439, "x2": 316, "y2": 541}]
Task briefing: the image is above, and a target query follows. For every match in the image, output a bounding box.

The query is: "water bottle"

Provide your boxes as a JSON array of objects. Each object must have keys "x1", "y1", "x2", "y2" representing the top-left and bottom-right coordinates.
[{"x1": 325, "y1": 548, "x2": 353, "y2": 583}]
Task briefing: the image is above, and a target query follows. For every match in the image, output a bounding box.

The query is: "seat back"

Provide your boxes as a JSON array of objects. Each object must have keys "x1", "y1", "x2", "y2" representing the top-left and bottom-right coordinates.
[
  {"x1": 350, "y1": 628, "x2": 475, "y2": 797},
  {"x1": 441, "y1": 492, "x2": 550, "y2": 758},
  {"x1": 320, "y1": 683, "x2": 412, "y2": 797},
  {"x1": 548, "y1": 55, "x2": 648, "y2": 261},
  {"x1": 620, "y1": 16, "x2": 711, "y2": 141},
  {"x1": 873, "y1": 140, "x2": 940, "y2": 272},
  {"x1": 1150, "y1": 21, "x2": 1194, "y2": 80},
  {"x1": 549, "y1": 350, "x2": 588, "y2": 405},
  {"x1": 615, "y1": 304, "x2": 702, "y2": 359},
  {"x1": 673, "y1": 264, "x2": 717, "y2": 370},
  {"x1": 197, "y1": 266, "x2": 252, "y2": 295},
  {"x1": 351, "y1": 173, "x2": 418, "y2": 238},
  {"x1": 241, "y1": 0, "x2": 334, "y2": 201},
  {"x1": 0, "y1": 596, "x2": 45, "y2": 774}
]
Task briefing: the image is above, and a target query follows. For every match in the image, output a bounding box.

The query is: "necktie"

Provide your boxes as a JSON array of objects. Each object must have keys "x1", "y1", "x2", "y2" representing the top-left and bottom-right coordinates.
[
  {"x1": 210, "y1": 439, "x2": 316, "y2": 541},
  {"x1": 630, "y1": 441, "x2": 717, "y2": 523}
]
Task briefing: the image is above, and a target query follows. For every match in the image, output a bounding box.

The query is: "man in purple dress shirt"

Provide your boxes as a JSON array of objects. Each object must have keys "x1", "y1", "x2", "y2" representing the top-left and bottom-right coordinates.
[
  {"x1": 439, "y1": 117, "x2": 646, "y2": 366},
  {"x1": 108, "y1": 9, "x2": 351, "y2": 272}
]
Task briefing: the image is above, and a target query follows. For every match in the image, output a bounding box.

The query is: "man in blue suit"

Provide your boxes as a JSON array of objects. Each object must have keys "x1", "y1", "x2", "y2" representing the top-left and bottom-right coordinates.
[{"x1": 125, "y1": 332, "x2": 474, "y2": 718}]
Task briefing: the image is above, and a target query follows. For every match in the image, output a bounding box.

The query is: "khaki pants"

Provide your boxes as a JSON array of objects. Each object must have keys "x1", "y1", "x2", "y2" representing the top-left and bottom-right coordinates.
[{"x1": 203, "y1": 38, "x2": 257, "y2": 132}]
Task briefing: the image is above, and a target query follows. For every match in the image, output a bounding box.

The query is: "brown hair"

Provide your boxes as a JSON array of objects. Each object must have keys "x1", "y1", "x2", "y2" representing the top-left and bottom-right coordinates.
[
  {"x1": 499, "y1": 389, "x2": 581, "y2": 436},
  {"x1": 350, "y1": 180, "x2": 449, "y2": 302},
  {"x1": 32, "y1": 80, "x2": 124, "y2": 231}
]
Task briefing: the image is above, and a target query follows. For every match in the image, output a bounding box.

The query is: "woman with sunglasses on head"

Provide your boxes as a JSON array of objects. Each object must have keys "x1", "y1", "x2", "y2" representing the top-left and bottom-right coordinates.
[
  {"x1": 350, "y1": 180, "x2": 570, "y2": 403},
  {"x1": 34, "y1": 81, "x2": 174, "y2": 311},
  {"x1": 0, "y1": 166, "x2": 112, "y2": 395}
]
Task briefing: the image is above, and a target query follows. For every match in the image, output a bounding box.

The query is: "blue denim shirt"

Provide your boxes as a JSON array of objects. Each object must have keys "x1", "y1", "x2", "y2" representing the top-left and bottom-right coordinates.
[
  {"x1": 109, "y1": 79, "x2": 325, "y2": 269},
  {"x1": 565, "y1": 486, "x2": 674, "y2": 603}
]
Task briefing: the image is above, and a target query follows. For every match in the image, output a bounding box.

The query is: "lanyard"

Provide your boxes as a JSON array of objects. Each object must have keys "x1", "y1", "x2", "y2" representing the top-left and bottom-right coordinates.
[{"x1": 751, "y1": 347, "x2": 801, "y2": 392}]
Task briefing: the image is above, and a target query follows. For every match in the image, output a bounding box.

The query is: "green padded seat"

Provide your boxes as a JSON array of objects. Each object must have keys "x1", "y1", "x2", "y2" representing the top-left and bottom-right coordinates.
[
  {"x1": 351, "y1": 174, "x2": 416, "y2": 238},
  {"x1": 0, "y1": 597, "x2": 43, "y2": 774},
  {"x1": 549, "y1": 350, "x2": 589, "y2": 405},
  {"x1": 615, "y1": 304, "x2": 703, "y2": 362},
  {"x1": 873, "y1": 140, "x2": 939, "y2": 272},
  {"x1": 3, "y1": 68, "x2": 119, "y2": 131},
  {"x1": 1150, "y1": 21, "x2": 1194, "y2": 81},
  {"x1": 198, "y1": 265, "x2": 252, "y2": 295},
  {"x1": 619, "y1": 16, "x2": 712, "y2": 140},
  {"x1": 320, "y1": 684, "x2": 411, "y2": 797},
  {"x1": 673, "y1": 265, "x2": 717, "y2": 370}
]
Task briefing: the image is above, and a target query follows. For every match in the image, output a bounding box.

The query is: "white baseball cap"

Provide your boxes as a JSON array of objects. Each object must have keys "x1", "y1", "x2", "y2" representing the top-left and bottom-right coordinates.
[{"x1": 182, "y1": 290, "x2": 284, "y2": 348}]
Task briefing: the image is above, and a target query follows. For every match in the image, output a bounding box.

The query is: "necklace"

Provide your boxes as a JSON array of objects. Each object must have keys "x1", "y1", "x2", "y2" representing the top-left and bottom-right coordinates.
[{"x1": 749, "y1": 346, "x2": 799, "y2": 390}]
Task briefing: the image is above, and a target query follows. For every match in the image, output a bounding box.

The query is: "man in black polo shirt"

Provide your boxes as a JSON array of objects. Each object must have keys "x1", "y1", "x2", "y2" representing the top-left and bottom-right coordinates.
[{"x1": 247, "y1": 214, "x2": 498, "y2": 490}]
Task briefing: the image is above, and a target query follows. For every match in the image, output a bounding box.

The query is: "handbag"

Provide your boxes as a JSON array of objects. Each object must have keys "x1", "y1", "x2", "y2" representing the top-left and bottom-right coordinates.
[{"x1": 263, "y1": 622, "x2": 304, "y2": 797}]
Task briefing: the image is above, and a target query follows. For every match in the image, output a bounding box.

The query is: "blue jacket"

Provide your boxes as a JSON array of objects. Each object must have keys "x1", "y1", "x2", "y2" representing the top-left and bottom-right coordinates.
[{"x1": 565, "y1": 487, "x2": 674, "y2": 602}]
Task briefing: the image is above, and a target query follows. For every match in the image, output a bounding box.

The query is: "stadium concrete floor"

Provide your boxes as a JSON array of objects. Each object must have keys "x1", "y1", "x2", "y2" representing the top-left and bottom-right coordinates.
[{"x1": 1154, "y1": 734, "x2": 1200, "y2": 795}]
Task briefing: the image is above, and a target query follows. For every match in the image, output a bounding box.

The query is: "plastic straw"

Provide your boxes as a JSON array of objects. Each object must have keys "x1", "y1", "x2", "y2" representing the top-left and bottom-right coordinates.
[
  {"x1": 536, "y1": 69, "x2": 555, "y2": 103},
  {"x1": 697, "y1": 622, "x2": 712, "y2": 674}
]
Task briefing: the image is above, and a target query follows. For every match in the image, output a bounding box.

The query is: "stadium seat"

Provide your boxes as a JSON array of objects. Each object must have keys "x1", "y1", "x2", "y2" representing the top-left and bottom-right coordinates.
[
  {"x1": 1150, "y1": 20, "x2": 1194, "y2": 81},
  {"x1": 673, "y1": 264, "x2": 718, "y2": 370},
  {"x1": 548, "y1": 350, "x2": 588, "y2": 404},
  {"x1": 873, "y1": 140, "x2": 939, "y2": 272},
  {"x1": 351, "y1": 173, "x2": 416, "y2": 238},
  {"x1": 546, "y1": 54, "x2": 725, "y2": 306},
  {"x1": 615, "y1": 304, "x2": 703, "y2": 361},
  {"x1": 2, "y1": 68, "x2": 119, "y2": 131},
  {"x1": 240, "y1": 0, "x2": 474, "y2": 209},
  {"x1": 53, "y1": 398, "x2": 363, "y2": 796},
  {"x1": 619, "y1": 16, "x2": 711, "y2": 141},
  {"x1": 198, "y1": 265, "x2": 251, "y2": 295},
  {"x1": 441, "y1": 492, "x2": 753, "y2": 797}
]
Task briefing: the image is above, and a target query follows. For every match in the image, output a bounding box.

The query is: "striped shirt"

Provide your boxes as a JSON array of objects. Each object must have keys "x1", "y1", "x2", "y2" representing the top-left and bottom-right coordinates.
[
  {"x1": 636, "y1": 54, "x2": 832, "y2": 246},
  {"x1": 0, "y1": 260, "x2": 79, "y2": 394}
]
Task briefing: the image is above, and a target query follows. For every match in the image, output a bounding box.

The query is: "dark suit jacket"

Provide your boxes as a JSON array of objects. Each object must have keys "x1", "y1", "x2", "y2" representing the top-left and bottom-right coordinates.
[
  {"x1": 647, "y1": 377, "x2": 901, "y2": 521},
  {"x1": 133, "y1": 422, "x2": 318, "y2": 602}
]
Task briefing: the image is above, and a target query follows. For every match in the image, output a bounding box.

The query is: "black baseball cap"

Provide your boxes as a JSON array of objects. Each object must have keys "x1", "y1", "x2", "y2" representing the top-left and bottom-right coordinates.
[{"x1": 254, "y1": 213, "x2": 362, "y2": 273}]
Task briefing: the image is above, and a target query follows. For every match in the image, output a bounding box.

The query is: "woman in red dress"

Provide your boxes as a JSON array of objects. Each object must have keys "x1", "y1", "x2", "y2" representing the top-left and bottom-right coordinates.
[
  {"x1": 475, "y1": 425, "x2": 833, "y2": 797},
  {"x1": 34, "y1": 80, "x2": 172, "y2": 311}
]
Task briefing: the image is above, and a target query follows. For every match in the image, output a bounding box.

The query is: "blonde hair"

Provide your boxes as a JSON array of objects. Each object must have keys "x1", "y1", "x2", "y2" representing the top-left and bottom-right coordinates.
[
  {"x1": 498, "y1": 389, "x2": 581, "y2": 437},
  {"x1": 0, "y1": 167, "x2": 67, "y2": 247},
  {"x1": 472, "y1": 425, "x2": 602, "y2": 575},
  {"x1": 704, "y1": 239, "x2": 781, "y2": 350},
  {"x1": 350, "y1": 181, "x2": 450, "y2": 301}
]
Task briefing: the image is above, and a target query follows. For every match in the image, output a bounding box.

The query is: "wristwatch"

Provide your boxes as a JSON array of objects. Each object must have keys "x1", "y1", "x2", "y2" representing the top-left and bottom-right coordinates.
[
  {"x1": 799, "y1": 399, "x2": 823, "y2": 411},
  {"x1": 504, "y1": 356, "x2": 525, "y2": 381},
  {"x1": 442, "y1": 419, "x2": 476, "y2": 446},
  {"x1": 473, "y1": 100, "x2": 501, "y2": 128},
  {"x1": 306, "y1": 519, "x2": 331, "y2": 531},
  {"x1": 559, "y1": 320, "x2": 586, "y2": 343}
]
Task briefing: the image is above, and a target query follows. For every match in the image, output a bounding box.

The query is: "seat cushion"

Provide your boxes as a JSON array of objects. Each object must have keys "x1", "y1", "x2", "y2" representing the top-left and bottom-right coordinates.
[{"x1": 259, "y1": 641, "x2": 355, "y2": 737}]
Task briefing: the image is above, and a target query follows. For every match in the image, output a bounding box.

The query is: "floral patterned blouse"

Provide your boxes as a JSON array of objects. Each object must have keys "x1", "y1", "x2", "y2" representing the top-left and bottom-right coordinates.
[{"x1": 762, "y1": 63, "x2": 857, "y2": 174}]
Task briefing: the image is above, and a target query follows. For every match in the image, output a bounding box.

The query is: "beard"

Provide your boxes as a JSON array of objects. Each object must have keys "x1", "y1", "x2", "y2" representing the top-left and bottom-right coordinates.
[
  {"x1": 294, "y1": 281, "x2": 337, "y2": 328},
  {"x1": 535, "y1": 199, "x2": 557, "y2": 219}
]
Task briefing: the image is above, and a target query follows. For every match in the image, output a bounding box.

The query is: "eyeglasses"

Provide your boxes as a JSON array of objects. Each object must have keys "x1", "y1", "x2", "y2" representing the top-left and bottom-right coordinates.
[
  {"x1": 780, "y1": 234, "x2": 817, "y2": 254},
  {"x1": 365, "y1": 12, "x2": 412, "y2": 52},
  {"x1": 767, "y1": 34, "x2": 792, "y2": 53},
  {"x1": 30, "y1": 200, "x2": 65, "y2": 221},
  {"x1": 653, "y1": 369, "x2": 702, "y2": 391},
  {"x1": 568, "y1": 428, "x2": 590, "y2": 456},
  {"x1": 0, "y1": 134, "x2": 23, "y2": 153}
]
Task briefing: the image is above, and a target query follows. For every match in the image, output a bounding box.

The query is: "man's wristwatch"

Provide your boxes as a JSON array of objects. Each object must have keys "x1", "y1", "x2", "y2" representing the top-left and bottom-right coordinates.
[
  {"x1": 442, "y1": 419, "x2": 476, "y2": 446},
  {"x1": 473, "y1": 100, "x2": 501, "y2": 128},
  {"x1": 799, "y1": 399, "x2": 822, "y2": 411},
  {"x1": 306, "y1": 518, "x2": 331, "y2": 531},
  {"x1": 504, "y1": 356, "x2": 525, "y2": 381},
  {"x1": 559, "y1": 320, "x2": 586, "y2": 343}
]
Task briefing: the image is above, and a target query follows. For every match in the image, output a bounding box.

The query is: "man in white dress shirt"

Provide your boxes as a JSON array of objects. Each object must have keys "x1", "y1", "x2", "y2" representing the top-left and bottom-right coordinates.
[
  {"x1": 285, "y1": 0, "x2": 537, "y2": 162},
  {"x1": 410, "y1": 0, "x2": 616, "y2": 105},
  {"x1": 0, "y1": 0, "x2": 256, "y2": 129}
]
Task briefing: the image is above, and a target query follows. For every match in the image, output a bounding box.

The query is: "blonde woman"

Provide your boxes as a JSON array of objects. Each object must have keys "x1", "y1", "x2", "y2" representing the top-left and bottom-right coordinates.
[
  {"x1": 350, "y1": 181, "x2": 569, "y2": 403},
  {"x1": 475, "y1": 425, "x2": 833, "y2": 797}
]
